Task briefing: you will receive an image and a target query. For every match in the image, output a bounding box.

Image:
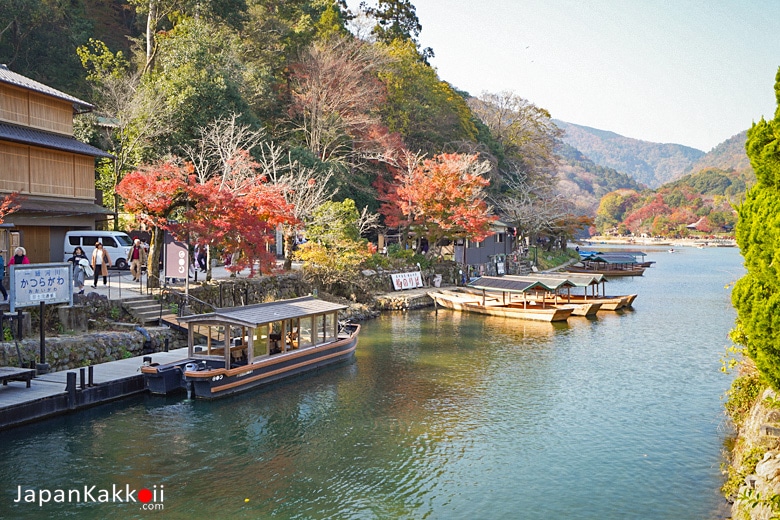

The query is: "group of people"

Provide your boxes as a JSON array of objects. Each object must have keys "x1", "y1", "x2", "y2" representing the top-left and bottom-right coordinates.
[
  {"x1": 0, "y1": 247, "x2": 30, "y2": 301},
  {"x1": 66, "y1": 238, "x2": 148, "y2": 293},
  {"x1": 0, "y1": 237, "x2": 207, "y2": 298}
]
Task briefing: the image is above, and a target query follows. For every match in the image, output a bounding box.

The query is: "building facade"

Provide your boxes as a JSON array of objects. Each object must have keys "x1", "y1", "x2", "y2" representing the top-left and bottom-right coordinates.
[{"x1": 0, "y1": 64, "x2": 112, "y2": 263}]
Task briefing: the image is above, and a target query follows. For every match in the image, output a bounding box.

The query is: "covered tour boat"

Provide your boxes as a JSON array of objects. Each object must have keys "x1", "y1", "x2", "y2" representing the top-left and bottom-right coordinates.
[
  {"x1": 141, "y1": 296, "x2": 360, "y2": 399},
  {"x1": 429, "y1": 277, "x2": 575, "y2": 322}
]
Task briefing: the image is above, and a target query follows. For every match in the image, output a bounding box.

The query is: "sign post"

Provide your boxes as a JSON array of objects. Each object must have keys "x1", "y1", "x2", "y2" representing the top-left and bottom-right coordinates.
[{"x1": 9, "y1": 262, "x2": 72, "y2": 373}]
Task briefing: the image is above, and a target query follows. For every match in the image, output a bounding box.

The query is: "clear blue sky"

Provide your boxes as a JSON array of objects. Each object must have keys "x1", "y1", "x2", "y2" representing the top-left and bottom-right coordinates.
[{"x1": 351, "y1": 0, "x2": 780, "y2": 152}]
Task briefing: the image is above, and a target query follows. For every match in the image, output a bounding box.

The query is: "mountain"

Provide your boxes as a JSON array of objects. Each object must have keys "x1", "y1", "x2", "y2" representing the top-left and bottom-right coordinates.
[
  {"x1": 554, "y1": 120, "x2": 706, "y2": 188},
  {"x1": 555, "y1": 142, "x2": 644, "y2": 215},
  {"x1": 685, "y1": 130, "x2": 751, "y2": 174}
]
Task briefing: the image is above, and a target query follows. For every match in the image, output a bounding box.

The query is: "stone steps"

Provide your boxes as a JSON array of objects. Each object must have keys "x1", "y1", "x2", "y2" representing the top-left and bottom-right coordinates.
[{"x1": 121, "y1": 296, "x2": 165, "y2": 325}]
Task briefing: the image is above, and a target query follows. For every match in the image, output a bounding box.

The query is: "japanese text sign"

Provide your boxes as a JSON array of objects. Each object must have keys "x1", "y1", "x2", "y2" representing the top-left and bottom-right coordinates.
[{"x1": 10, "y1": 263, "x2": 73, "y2": 311}]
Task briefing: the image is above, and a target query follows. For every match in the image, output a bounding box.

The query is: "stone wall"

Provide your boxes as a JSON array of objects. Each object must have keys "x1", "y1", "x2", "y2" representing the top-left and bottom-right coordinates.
[
  {"x1": 728, "y1": 387, "x2": 780, "y2": 519},
  {"x1": 0, "y1": 326, "x2": 183, "y2": 372}
]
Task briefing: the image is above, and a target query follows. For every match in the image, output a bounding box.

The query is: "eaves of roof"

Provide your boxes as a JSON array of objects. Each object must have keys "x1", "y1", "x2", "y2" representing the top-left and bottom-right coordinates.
[
  {"x1": 0, "y1": 122, "x2": 114, "y2": 159},
  {"x1": 0, "y1": 64, "x2": 93, "y2": 112}
]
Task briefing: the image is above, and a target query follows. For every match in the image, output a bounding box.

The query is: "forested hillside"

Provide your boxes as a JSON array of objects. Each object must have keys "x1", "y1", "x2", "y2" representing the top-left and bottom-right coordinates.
[
  {"x1": 556, "y1": 142, "x2": 644, "y2": 214},
  {"x1": 2, "y1": 0, "x2": 601, "y2": 264},
  {"x1": 555, "y1": 119, "x2": 706, "y2": 188},
  {"x1": 685, "y1": 130, "x2": 751, "y2": 174}
]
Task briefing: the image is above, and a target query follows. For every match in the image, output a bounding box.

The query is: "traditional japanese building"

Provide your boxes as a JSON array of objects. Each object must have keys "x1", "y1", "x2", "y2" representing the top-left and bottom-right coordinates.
[{"x1": 0, "y1": 64, "x2": 112, "y2": 263}]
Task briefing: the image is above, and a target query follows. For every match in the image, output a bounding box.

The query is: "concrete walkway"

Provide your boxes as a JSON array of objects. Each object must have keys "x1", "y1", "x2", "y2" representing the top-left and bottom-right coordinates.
[{"x1": 84, "y1": 263, "x2": 269, "y2": 301}]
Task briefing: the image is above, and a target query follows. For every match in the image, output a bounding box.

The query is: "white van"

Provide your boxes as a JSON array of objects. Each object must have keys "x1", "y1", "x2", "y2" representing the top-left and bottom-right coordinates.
[{"x1": 63, "y1": 231, "x2": 133, "y2": 269}]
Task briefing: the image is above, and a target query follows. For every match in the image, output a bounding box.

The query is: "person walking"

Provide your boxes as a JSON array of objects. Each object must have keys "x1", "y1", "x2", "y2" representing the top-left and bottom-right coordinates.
[
  {"x1": 196, "y1": 244, "x2": 207, "y2": 272},
  {"x1": 128, "y1": 238, "x2": 147, "y2": 282},
  {"x1": 0, "y1": 251, "x2": 8, "y2": 301},
  {"x1": 91, "y1": 242, "x2": 111, "y2": 287},
  {"x1": 67, "y1": 246, "x2": 89, "y2": 294},
  {"x1": 8, "y1": 247, "x2": 29, "y2": 266}
]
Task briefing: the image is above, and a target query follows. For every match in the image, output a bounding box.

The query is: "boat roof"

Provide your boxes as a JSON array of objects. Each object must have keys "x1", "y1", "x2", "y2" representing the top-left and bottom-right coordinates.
[
  {"x1": 580, "y1": 253, "x2": 638, "y2": 264},
  {"x1": 508, "y1": 273, "x2": 607, "y2": 287},
  {"x1": 469, "y1": 276, "x2": 571, "y2": 293},
  {"x1": 177, "y1": 296, "x2": 346, "y2": 328},
  {"x1": 581, "y1": 250, "x2": 646, "y2": 259}
]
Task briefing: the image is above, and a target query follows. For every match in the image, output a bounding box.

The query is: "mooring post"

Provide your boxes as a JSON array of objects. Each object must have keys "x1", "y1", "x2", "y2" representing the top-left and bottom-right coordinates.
[
  {"x1": 164, "y1": 338, "x2": 169, "y2": 352},
  {"x1": 37, "y1": 301, "x2": 49, "y2": 374},
  {"x1": 66, "y1": 372, "x2": 76, "y2": 409},
  {"x1": 79, "y1": 367, "x2": 86, "y2": 389},
  {"x1": 88, "y1": 365, "x2": 94, "y2": 387},
  {"x1": 15, "y1": 308, "x2": 22, "y2": 340}
]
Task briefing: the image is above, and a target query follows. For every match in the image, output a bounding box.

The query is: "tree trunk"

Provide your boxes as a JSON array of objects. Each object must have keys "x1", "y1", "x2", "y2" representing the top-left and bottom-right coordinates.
[
  {"x1": 145, "y1": 0, "x2": 157, "y2": 70},
  {"x1": 283, "y1": 230, "x2": 296, "y2": 271},
  {"x1": 147, "y1": 226, "x2": 163, "y2": 289}
]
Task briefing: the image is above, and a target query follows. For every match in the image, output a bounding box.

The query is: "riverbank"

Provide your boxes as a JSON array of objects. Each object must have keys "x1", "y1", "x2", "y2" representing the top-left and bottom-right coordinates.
[
  {"x1": 723, "y1": 362, "x2": 780, "y2": 519},
  {"x1": 581, "y1": 235, "x2": 737, "y2": 248}
]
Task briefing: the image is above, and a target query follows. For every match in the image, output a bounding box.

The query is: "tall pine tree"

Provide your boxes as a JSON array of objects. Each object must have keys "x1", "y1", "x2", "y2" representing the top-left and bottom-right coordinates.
[{"x1": 732, "y1": 67, "x2": 780, "y2": 387}]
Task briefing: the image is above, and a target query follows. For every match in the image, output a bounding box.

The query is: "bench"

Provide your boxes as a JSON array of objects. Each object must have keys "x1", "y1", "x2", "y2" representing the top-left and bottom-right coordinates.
[{"x1": 0, "y1": 367, "x2": 36, "y2": 388}]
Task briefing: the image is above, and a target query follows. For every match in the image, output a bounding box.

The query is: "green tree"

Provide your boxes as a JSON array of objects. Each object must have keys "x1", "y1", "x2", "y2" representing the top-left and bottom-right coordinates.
[
  {"x1": 377, "y1": 39, "x2": 476, "y2": 153},
  {"x1": 732, "y1": 67, "x2": 780, "y2": 388},
  {"x1": 150, "y1": 17, "x2": 257, "y2": 153}
]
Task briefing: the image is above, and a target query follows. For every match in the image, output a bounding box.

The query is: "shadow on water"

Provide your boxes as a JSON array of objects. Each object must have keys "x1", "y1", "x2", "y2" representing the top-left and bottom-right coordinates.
[{"x1": 0, "y1": 246, "x2": 743, "y2": 519}]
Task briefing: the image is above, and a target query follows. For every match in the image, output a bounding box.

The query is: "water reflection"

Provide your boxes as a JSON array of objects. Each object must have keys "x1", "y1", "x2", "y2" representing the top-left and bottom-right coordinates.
[{"x1": 0, "y1": 246, "x2": 743, "y2": 519}]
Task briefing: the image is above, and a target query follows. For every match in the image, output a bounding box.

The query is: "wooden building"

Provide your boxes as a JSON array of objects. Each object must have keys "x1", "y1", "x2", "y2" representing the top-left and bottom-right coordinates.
[
  {"x1": 0, "y1": 64, "x2": 112, "y2": 263},
  {"x1": 453, "y1": 220, "x2": 515, "y2": 277}
]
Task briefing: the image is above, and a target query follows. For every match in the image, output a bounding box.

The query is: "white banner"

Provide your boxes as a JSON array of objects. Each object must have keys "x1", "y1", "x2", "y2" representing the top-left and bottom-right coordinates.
[
  {"x1": 10, "y1": 263, "x2": 73, "y2": 311},
  {"x1": 391, "y1": 271, "x2": 424, "y2": 291}
]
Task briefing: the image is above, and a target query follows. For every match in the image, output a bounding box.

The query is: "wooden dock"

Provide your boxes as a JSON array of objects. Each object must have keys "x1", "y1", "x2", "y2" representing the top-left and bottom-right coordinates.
[{"x1": 0, "y1": 347, "x2": 189, "y2": 431}]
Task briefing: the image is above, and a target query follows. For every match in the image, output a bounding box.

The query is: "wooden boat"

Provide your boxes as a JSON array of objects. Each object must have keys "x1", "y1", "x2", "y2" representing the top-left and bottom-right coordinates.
[
  {"x1": 459, "y1": 279, "x2": 601, "y2": 317},
  {"x1": 429, "y1": 277, "x2": 575, "y2": 322},
  {"x1": 571, "y1": 252, "x2": 649, "y2": 276},
  {"x1": 141, "y1": 296, "x2": 360, "y2": 399},
  {"x1": 504, "y1": 273, "x2": 637, "y2": 312}
]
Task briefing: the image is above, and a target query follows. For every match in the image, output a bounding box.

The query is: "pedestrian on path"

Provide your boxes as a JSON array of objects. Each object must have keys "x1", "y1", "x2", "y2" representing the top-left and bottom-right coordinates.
[
  {"x1": 91, "y1": 242, "x2": 111, "y2": 287},
  {"x1": 8, "y1": 247, "x2": 29, "y2": 266},
  {"x1": 129, "y1": 238, "x2": 147, "y2": 282},
  {"x1": 67, "y1": 246, "x2": 89, "y2": 294},
  {"x1": 0, "y1": 251, "x2": 8, "y2": 301}
]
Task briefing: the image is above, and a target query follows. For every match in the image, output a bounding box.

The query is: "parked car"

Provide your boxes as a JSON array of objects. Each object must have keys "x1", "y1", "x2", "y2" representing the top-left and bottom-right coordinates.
[{"x1": 63, "y1": 230, "x2": 134, "y2": 269}]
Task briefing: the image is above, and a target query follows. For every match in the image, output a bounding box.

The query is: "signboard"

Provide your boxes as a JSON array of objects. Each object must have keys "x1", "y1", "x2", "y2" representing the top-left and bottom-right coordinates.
[
  {"x1": 391, "y1": 271, "x2": 424, "y2": 291},
  {"x1": 497, "y1": 262, "x2": 505, "y2": 275},
  {"x1": 164, "y1": 233, "x2": 189, "y2": 279},
  {"x1": 10, "y1": 263, "x2": 73, "y2": 311}
]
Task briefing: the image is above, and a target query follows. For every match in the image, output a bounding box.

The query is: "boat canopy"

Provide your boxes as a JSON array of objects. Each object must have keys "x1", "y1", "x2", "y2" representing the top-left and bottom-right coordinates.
[
  {"x1": 469, "y1": 276, "x2": 574, "y2": 293},
  {"x1": 506, "y1": 273, "x2": 607, "y2": 288},
  {"x1": 177, "y1": 296, "x2": 347, "y2": 328},
  {"x1": 580, "y1": 253, "x2": 638, "y2": 265},
  {"x1": 580, "y1": 250, "x2": 647, "y2": 260}
]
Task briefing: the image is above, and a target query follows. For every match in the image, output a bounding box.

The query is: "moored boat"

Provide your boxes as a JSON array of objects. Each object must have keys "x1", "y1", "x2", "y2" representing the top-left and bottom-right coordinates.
[
  {"x1": 429, "y1": 277, "x2": 575, "y2": 322},
  {"x1": 503, "y1": 273, "x2": 637, "y2": 312},
  {"x1": 141, "y1": 296, "x2": 359, "y2": 399}
]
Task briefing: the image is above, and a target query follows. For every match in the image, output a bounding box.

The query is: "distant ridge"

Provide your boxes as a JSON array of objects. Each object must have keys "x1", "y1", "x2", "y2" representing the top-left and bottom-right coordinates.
[{"x1": 554, "y1": 120, "x2": 705, "y2": 188}]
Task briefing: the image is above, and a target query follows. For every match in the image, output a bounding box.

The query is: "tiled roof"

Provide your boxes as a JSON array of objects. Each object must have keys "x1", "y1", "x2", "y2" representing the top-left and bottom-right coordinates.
[
  {"x1": 0, "y1": 122, "x2": 113, "y2": 158},
  {"x1": 0, "y1": 64, "x2": 93, "y2": 112},
  {"x1": 178, "y1": 296, "x2": 347, "y2": 328}
]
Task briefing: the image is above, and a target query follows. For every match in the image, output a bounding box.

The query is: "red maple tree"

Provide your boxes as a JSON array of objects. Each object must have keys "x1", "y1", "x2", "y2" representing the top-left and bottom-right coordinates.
[
  {"x1": 182, "y1": 178, "x2": 294, "y2": 276},
  {"x1": 380, "y1": 152, "x2": 495, "y2": 256},
  {"x1": 0, "y1": 193, "x2": 21, "y2": 225},
  {"x1": 118, "y1": 157, "x2": 295, "y2": 281}
]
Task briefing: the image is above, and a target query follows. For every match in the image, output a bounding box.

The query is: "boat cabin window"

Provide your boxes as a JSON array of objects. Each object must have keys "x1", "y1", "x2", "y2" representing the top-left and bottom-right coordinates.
[
  {"x1": 298, "y1": 316, "x2": 313, "y2": 348},
  {"x1": 318, "y1": 312, "x2": 337, "y2": 342},
  {"x1": 285, "y1": 318, "x2": 299, "y2": 349},
  {"x1": 269, "y1": 321, "x2": 284, "y2": 354}
]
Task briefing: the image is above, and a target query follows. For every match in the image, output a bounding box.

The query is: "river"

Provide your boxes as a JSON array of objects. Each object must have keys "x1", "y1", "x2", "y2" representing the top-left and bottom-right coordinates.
[{"x1": 0, "y1": 245, "x2": 743, "y2": 519}]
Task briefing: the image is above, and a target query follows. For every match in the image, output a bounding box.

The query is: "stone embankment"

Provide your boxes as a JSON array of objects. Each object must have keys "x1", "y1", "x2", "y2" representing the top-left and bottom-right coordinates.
[
  {"x1": 0, "y1": 327, "x2": 183, "y2": 372},
  {"x1": 727, "y1": 385, "x2": 780, "y2": 519}
]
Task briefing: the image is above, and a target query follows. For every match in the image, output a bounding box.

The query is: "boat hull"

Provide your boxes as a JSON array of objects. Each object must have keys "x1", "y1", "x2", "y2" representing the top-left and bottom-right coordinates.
[
  {"x1": 143, "y1": 326, "x2": 360, "y2": 399},
  {"x1": 565, "y1": 265, "x2": 645, "y2": 277},
  {"x1": 431, "y1": 293, "x2": 573, "y2": 322}
]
